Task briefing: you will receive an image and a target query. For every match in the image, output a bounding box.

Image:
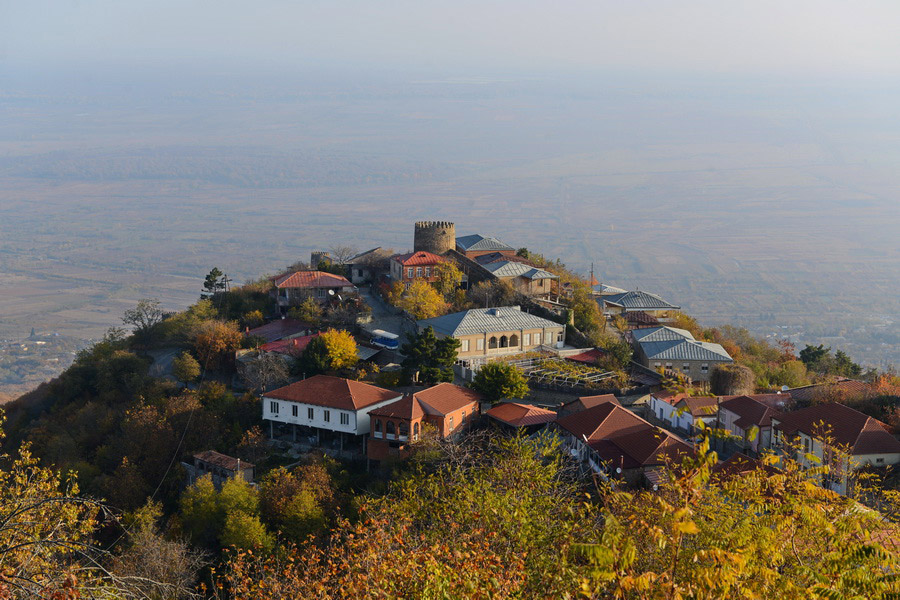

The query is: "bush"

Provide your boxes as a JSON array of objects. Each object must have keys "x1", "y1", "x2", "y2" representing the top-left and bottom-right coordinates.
[{"x1": 710, "y1": 363, "x2": 755, "y2": 395}]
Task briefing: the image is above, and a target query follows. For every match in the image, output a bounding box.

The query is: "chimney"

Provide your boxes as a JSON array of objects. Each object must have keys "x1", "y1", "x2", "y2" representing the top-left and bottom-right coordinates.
[
  {"x1": 293, "y1": 338, "x2": 299, "y2": 347},
  {"x1": 245, "y1": 326, "x2": 249, "y2": 333}
]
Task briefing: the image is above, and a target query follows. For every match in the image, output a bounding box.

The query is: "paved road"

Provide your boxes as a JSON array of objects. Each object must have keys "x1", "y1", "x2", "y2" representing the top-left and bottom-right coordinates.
[{"x1": 358, "y1": 287, "x2": 417, "y2": 343}]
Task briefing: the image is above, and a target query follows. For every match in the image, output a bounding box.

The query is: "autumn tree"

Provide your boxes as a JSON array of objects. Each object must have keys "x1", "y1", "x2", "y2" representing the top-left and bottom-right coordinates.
[
  {"x1": 192, "y1": 320, "x2": 243, "y2": 370},
  {"x1": 299, "y1": 329, "x2": 357, "y2": 375},
  {"x1": 468, "y1": 279, "x2": 516, "y2": 308},
  {"x1": 241, "y1": 352, "x2": 291, "y2": 392},
  {"x1": 400, "y1": 326, "x2": 460, "y2": 384},
  {"x1": 472, "y1": 362, "x2": 529, "y2": 404},
  {"x1": 123, "y1": 297, "x2": 165, "y2": 343},
  {"x1": 173, "y1": 350, "x2": 201, "y2": 385},
  {"x1": 258, "y1": 463, "x2": 336, "y2": 541},
  {"x1": 710, "y1": 362, "x2": 756, "y2": 395},
  {"x1": 432, "y1": 260, "x2": 463, "y2": 298},
  {"x1": 390, "y1": 279, "x2": 448, "y2": 320},
  {"x1": 288, "y1": 296, "x2": 324, "y2": 325},
  {"x1": 180, "y1": 473, "x2": 273, "y2": 551}
]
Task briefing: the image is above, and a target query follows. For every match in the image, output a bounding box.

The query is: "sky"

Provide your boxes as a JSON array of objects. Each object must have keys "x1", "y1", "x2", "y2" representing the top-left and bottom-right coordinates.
[{"x1": 3, "y1": 0, "x2": 900, "y2": 76}]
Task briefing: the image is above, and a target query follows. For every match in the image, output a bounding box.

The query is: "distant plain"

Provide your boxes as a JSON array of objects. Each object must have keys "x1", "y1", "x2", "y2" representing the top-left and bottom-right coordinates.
[{"x1": 0, "y1": 67, "x2": 897, "y2": 395}]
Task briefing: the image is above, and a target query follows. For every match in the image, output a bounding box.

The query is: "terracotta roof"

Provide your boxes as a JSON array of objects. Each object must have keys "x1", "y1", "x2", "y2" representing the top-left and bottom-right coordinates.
[
  {"x1": 561, "y1": 394, "x2": 620, "y2": 414},
  {"x1": 773, "y1": 403, "x2": 900, "y2": 456},
  {"x1": 602, "y1": 428, "x2": 691, "y2": 467},
  {"x1": 275, "y1": 271, "x2": 353, "y2": 289},
  {"x1": 194, "y1": 450, "x2": 254, "y2": 471},
  {"x1": 652, "y1": 391, "x2": 689, "y2": 407},
  {"x1": 556, "y1": 402, "x2": 648, "y2": 442},
  {"x1": 786, "y1": 379, "x2": 874, "y2": 403},
  {"x1": 369, "y1": 395, "x2": 426, "y2": 421},
  {"x1": 565, "y1": 349, "x2": 605, "y2": 365},
  {"x1": 719, "y1": 395, "x2": 784, "y2": 429},
  {"x1": 676, "y1": 396, "x2": 720, "y2": 418},
  {"x1": 392, "y1": 251, "x2": 446, "y2": 266},
  {"x1": 260, "y1": 333, "x2": 318, "y2": 355},
  {"x1": 264, "y1": 375, "x2": 400, "y2": 411},
  {"x1": 625, "y1": 311, "x2": 661, "y2": 327},
  {"x1": 413, "y1": 383, "x2": 482, "y2": 415},
  {"x1": 486, "y1": 403, "x2": 556, "y2": 428},
  {"x1": 711, "y1": 452, "x2": 779, "y2": 482},
  {"x1": 246, "y1": 318, "x2": 312, "y2": 343}
]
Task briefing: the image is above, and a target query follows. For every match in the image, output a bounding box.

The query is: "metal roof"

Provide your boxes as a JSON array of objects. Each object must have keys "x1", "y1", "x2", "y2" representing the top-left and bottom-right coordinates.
[
  {"x1": 631, "y1": 326, "x2": 695, "y2": 343},
  {"x1": 455, "y1": 234, "x2": 515, "y2": 252},
  {"x1": 591, "y1": 283, "x2": 628, "y2": 295},
  {"x1": 602, "y1": 290, "x2": 679, "y2": 311},
  {"x1": 418, "y1": 306, "x2": 563, "y2": 337},
  {"x1": 640, "y1": 339, "x2": 733, "y2": 362},
  {"x1": 483, "y1": 261, "x2": 558, "y2": 280}
]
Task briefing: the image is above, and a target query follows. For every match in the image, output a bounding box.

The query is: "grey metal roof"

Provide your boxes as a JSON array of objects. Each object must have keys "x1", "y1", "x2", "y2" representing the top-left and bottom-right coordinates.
[
  {"x1": 591, "y1": 283, "x2": 628, "y2": 295},
  {"x1": 640, "y1": 339, "x2": 732, "y2": 362},
  {"x1": 483, "y1": 261, "x2": 558, "y2": 280},
  {"x1": 631, "y1": 326, "x2": 695, "y2": 343},
  {"x1": 345, "y1": 247, "x2": 386, "y2": 264},
  {"x1": 603, "y1": 290, "x2": 679, "y2": 311},
  {"x1": 455, "y1": 234, "x2": 515, "y2": 252},
  {"x1": 418, "y1": 306, "x2": 563, "y2": 337}
]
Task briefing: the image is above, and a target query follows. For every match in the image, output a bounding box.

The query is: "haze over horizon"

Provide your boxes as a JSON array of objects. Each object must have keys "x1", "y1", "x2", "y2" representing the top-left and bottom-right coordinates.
[{"x1": 0, "y1": 1, "x2": 898, "y2": 395}]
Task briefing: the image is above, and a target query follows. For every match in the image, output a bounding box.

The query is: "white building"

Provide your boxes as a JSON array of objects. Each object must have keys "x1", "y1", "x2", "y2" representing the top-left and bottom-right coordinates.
[{"x1": 261, "y1": 375, "x2": 402, "y2": 454}]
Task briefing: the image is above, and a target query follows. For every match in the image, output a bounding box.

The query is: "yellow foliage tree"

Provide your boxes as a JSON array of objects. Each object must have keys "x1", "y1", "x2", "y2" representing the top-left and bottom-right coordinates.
[
  {"x1": 192, "y1": 319, "x2": 243, "y2": 369},
  {"x1": 432, "y1": 261, "x2": 463, "y2": 299},
  {"x1": 318, "y1": 328, "x2": 359, "y2": 370},
  {"x1": 391, "y1": 280, "x2": 448, "y2": 320}
]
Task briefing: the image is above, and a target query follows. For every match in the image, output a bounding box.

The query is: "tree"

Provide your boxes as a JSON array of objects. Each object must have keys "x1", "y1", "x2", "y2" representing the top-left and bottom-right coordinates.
[
  {"x1": 433, "y1": 261, "x2": 463, "y2": 298},
  {"x1": 258, "y1": 464, "x2": 335, "y2": 541},
  {"x1": 328, "y1": 245, "x2": 359, "y2": 265},
  {"x1": 800, "y1": 344, "x2": 831, "y2": 371},
  {"x1": 299, "y1": 329, "x2": 358, "y2": 375},
  {"x1": 710, "y1": 363, "x2": 756, "y2": 395},
  {"x1": 242, "y1": 309, "x2": 265, "y2": 328},
  {"x1": 468, "y1": 279, "x2": 516, "y2": 308},
  {"x1": 472, "y1": 362, "x2": 530, "y2": 404},
  {"x1": 242, "y1": 352, "x2": 291, "y2": 392},
  {"x1": 392, "y1": 279, "x2": 448, "y2": 320},
  {"x1": 400, "y1": 326, "x2": 460, "y2": 384},
  {"x1": 832, "y1": 350, "x2": 862, "y2": 377},
  {"x1": 597, "y1": 336, "x2": 633, "y2": 371},
  {"x1": 192, "y1": 320, "x2": 243, "y2": 370},
  {"x1": 180, "y1": 473, "x2": 271, "y2": 551},
  {"x1": 173, "y1": 351, "x2": 201, "y2": 385},
  {"x1": 288, "y1": 296, "x2": 324, "y2": 325},
  {"x1": 122, "y1": 297, "x2": 164, "y2": 341},
  {"x1": 221, "y1": 510, "x2": 274, "y2": 552},
  {"x1": 203, "y1": 267, "x2": 225, "y2": 294}
]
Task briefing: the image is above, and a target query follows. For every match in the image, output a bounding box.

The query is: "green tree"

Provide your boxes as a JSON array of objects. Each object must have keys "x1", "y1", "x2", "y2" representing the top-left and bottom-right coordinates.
[
  {"x1": 179, "y1": 473, "x2": 271, "y2": 551},
  {"x1": 173, "y1": 351, "x2": 201, "y2": 385},
  {"x1": 800, "y1": 344, "x2": 831, "y2": 371},
  {"x1": 122, "y1": 297, "x2": 164, "y2": 343},
  {"x1": 203, "y1": 267, "x2": 225, "y2": 294},
  {"x1": 400, "y1": 326, "x2": 460, "y2": 384},
  {"x1": 832, "y1": 350, "x2": 862, "y2": 377},
  {"x1": 288, "y1": 297, "x2": 324, "y2": 325},
  {"x1": 597, "y1": 336, "x2": 633, "y2": 371},
  {"x1": 259, "y1": 464, "x2": 335, "y2": 541},
  {"x1": 433, "y1": 261, "x2": 463, "y2": 298},
  {"x1": 472, "y1": 362, "x2": 530, "y2": 404}
]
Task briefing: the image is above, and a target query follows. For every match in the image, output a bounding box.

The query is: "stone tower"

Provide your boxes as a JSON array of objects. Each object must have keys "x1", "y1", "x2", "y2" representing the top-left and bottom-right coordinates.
[{"x1": 413, "y1": 221, "x2": 456, "y2": 254}]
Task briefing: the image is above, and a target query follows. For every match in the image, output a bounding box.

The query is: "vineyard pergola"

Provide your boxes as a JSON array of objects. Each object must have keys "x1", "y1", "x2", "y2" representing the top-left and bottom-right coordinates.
[{"x1": 504, "y1": 356, "x2": 618, "y2": 390}]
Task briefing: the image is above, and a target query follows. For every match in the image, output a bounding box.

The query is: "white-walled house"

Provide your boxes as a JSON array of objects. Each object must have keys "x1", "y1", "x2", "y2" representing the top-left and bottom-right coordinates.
[
  {"x1": 648, "y1": 391, "x2": 685, "y2": 430},
  {"x1": 771, "y1": 402, "x2": 900, "y2": 495},
  {"x1": 261, "y1": 375, "x2": 402, "y2": 455}
]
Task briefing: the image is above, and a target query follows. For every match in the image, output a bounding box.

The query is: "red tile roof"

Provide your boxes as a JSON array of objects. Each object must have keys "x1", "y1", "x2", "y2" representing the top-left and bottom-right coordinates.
[
  {"x1": 561, "y1": 394, "x2": 620, "y2": 414},
  {"x1": 246, "y1": 318, "x2": 312, "y2": 343},
  {"x1": 392, "y1": 251, "x2": 446, "y2": 266},
  {"x1": 413, "y1": 383, "x2": 482, "y2": 415},
  {"x1": 486, "y1": 403, "x2": 556, "y2": 428},
  {"x1": 719, "y1": 395, "x2": 784, "y2": 429},
  {"x1": 675, "y1": 396, "x2": 720, "y2": 418},
  {"x1": 565, "y1": 349, "x2": 605, "y2": 365},
  {"x1": 556, "y1": 402, "x2": 648, "y2": 442},
  {"x1": 786, "y1": 379, "x2": 875, "y2": 403},
  {"x1": 275, "y1": 270, "x2": 352, "y2": 289},
  {"x1": 260, "y1": 333, "x2": 319, "y2": 355},
  {"x1": 265, "y1": 375, "x2": 400, "y2": 411},
  {"x1": 625, "y1": 311, "x2": 661, "y2": 326},
  {"x1": 194, "y1": 450, "x2": 254, "y2": 471},
  {"x1": 652, "y1": 391, "x2": 689, "y2": 407},
  {"x1": 369, "y1": 395, "x2": 426, "y2": 421},
  {"x1": 773, "y1": 403, "x2": 900, "y2": 456}
]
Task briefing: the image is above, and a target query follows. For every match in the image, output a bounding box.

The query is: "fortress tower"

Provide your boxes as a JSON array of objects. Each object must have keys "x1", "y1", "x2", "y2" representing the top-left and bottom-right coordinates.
[{"x1": 413, "y1": 221, "x2": 456, "y2": 255}]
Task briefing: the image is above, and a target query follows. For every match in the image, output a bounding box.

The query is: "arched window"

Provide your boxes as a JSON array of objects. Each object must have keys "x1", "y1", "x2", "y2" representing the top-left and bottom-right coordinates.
[
  {"x1": 386, "y1": 421, "x2": 396, "y2": 438},
  {"x1": 413, "y1": 422, "x2": 420, "y2": 441},
  {"x1": 509, "y1": 334, "x2": 519, "y2": 347},
  {"x1": 488, "y1": 336, "x2": 498, "y2": 349},
  {"x1": 399, "y1": 422, "x2": 409, "y2": 438},
  {"x1": 374, "y1": 419, "x2": 382, "y2": 435},
  {"x1": 500, "y1": 335, "x2": 508, "y2": 348}
]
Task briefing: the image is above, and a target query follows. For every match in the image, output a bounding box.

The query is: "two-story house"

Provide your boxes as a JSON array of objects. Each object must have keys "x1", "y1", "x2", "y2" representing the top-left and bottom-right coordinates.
[
  {"x1": 417, "y1": 306, "x2": 565, "y2": 366},
  {"x1": 631, "y1": 326, "x2": 733, "y2": 382},
  {"x1": 771, "y1": 402, "x2": 900, "y2": 495},
  {"x1": 274, "y1": 270, "x2": 356, "y2": 309},
  {"x1": 389, "y1": 251, "x2": 446, "y2": 288},
  {"x1": 482, "y1": 261, "x2": 558, "y2": 298},
  {"x1": 455, "y1": 234, "x2": 517, "y2": 260},
  {"x1": 367, "y1": 383, "x2": 482, "y2": 462},
  {"x1": 262, "y1": 375, "x2": 402, "y2": 455},
  {"x1": 716, "y1": 394, "x2": 789, "y2": 456}
]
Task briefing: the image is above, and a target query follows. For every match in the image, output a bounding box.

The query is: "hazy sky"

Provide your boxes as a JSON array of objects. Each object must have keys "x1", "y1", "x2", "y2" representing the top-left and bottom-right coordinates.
[{"x1": 3, "y1": 0, "x2": 900, "y2": 76}]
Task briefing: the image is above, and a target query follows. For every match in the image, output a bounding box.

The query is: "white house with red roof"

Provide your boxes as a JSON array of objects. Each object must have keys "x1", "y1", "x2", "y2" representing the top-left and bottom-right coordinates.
[
  {"x1": 262, "y1": 375, "x2": 402, "y2": 454},
  {"x1": 717, "y1": 394, "x2": 791, "y2": 455},
  {"x1": 771, "y1": 402, "x2": 900, "y2": 495}
]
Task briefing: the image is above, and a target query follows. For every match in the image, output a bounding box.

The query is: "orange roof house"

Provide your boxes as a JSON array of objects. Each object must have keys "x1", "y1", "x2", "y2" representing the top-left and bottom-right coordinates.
[
  {"x1": 274, "y1": 270, "x2": 355, "y2": 308},
  {"x1": 486, "y1": 402, "x2": 557, "y2": 430}
]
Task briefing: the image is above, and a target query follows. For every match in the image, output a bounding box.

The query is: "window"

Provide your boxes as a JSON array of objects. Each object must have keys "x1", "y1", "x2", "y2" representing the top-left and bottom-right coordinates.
[
  {"x1": 499, "y1": 335, "x2": 508, "y2": 348},
  {"x1": 509, "y1": 334, "x2": 519, "y2": 347},
  {"x1": 323, "y1": 410, "x2": 330, "y2": 423},
  {"x1": 386, "y1": 421, "x2": 396, "y2": 438},
  {"x1": 269, "y1": 401, "x2": 279, "y2": 415},
  {"x1": 340, "y1": 412, "x2": 349, "y2": 426},
  {"x1": 659, "y1": 408, "x2": 664, "y2": 419},
  {"x1": 448, "y1": 416, "x2": 454, "y2": 430},
  {"x1": 523, "y1": 333, "x2": 530, "y2": 345},
  {"x1": 374, "y1": 419, "x2": 382, "y2": 435},
  {"x1": 682, "y1": 364, "x2": 690, "y2": 372},
  {"x1": 413, "y1": 422, "x2": 419, "y2": 441},
  {"x1": 665, "y1": 363, "x2": 673, "y2": 369},
  {"x1": 399, "y1": 422, "x2": 409, "y2": 438},
  {"x1": 476, "y1": 338, "x2": 484, "y2": 350},
  {"x1": 460, "y1": 339, "x2": 469, "y2": 352},
  {"x1": 654, "y1": 362, "x2": 662, "y2": 368},
  {"x1": 557, "y1": 331, "x2": 564, "y2": 342},
  {"x1": 488, "y1": 336, "x2": 498, "y2": 349},
  {"x1": 416, "y1": 267, "x2": 423, "y2": 277},
  {"x1": 461, "y1": 410, "x2": 467, "y2": 422},
  {"x1": 308, "y1": 407, "x2": 314, "y2": 420},
  {"x1": 545, "y1": 332, "x2": 553, "y2": 344},
  {"x1": 701, "y1": 364, "x2": 709, "y2": 372},
  {"x1": 407, "y1": 267, "x2": 413, "y2": 278},
  {"x1": 876, "y1": 458, "x2": 885, "y2": 464},
  {"x1": 424, "y1": 266, "x2": 431, "y2": 277},
  {"x1": 292, "y1": 405, "x2": 298, "y2": 417}
]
